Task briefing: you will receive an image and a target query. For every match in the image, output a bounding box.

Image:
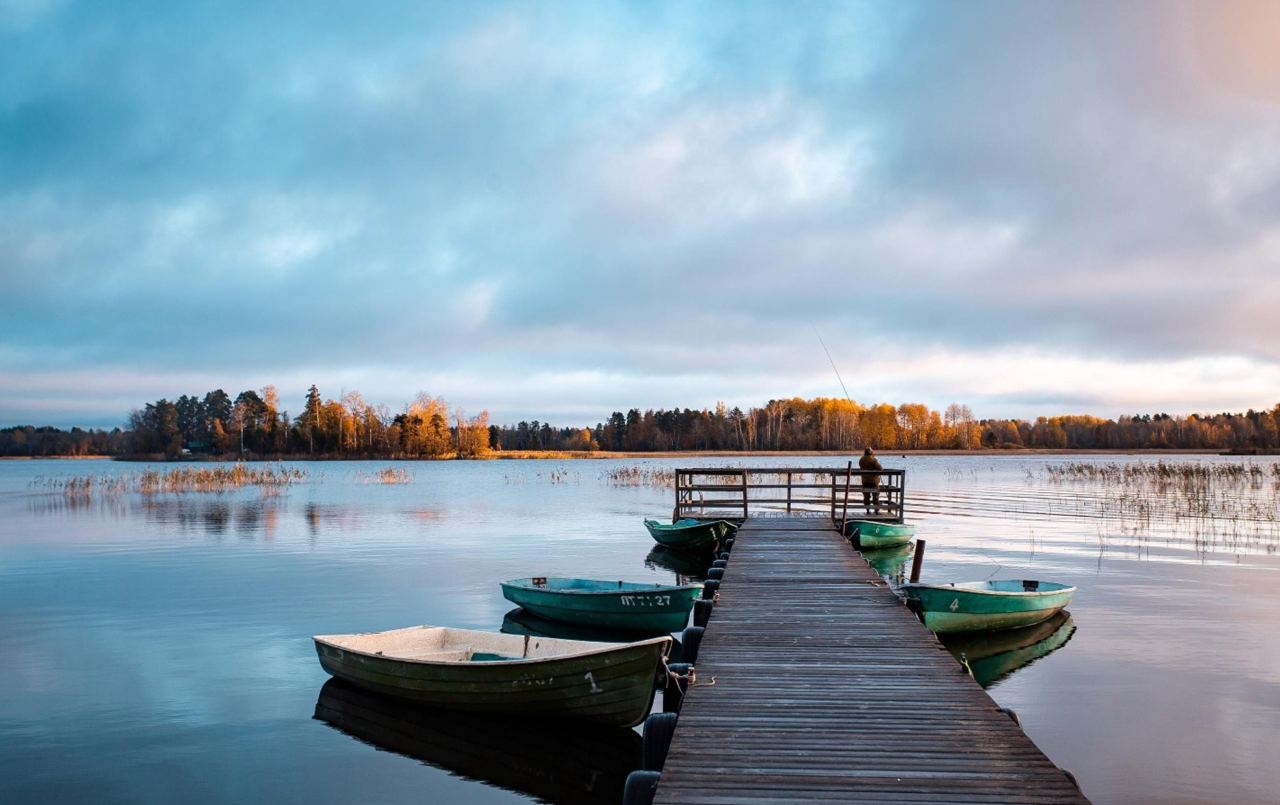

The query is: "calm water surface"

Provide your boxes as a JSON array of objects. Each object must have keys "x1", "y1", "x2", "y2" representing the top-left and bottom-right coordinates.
[{"x1": 2, "y1": 456, "x2": 1278, "y2": 804}]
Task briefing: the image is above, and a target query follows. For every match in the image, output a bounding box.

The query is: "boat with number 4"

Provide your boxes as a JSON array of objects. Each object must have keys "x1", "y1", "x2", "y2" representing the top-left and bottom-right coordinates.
[
  {"x1": 902, "y1": 579, "x2": 1076, "y2": 634},
  {"x1": 644, "y1": 518, "x2": 734, "y2": 553},
  {"x1": 313, "y1": 625, "x2": 671, "y2": 727},
  {"x1": 845, "y1": 519, "x2": 915, "y2": 548},
  {"x1": 501, "y1": 577, "x2": 702, "y2": 633}
]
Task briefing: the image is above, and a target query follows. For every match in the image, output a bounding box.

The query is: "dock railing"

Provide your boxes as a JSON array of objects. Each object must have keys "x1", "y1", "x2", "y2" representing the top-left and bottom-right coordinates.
[{"x1": 674, "y1": 466, "x2": 906, "y2": 527}]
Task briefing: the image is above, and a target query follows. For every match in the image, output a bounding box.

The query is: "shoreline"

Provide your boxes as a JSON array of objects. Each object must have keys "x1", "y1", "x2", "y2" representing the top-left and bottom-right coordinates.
[{"x1": 2, "y1": 448, "x2": 1262, "y2": 461}]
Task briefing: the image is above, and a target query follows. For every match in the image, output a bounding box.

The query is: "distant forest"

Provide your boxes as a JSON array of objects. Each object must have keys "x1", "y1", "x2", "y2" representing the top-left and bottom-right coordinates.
[{"x1": 3, "y1": 385, "x2": 1280, "y2": 458}]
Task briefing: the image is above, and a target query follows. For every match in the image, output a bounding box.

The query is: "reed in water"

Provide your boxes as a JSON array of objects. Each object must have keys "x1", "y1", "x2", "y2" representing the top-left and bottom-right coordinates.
[{"x1": 37, "y1": 464, "x2": 306, "y2": 498}]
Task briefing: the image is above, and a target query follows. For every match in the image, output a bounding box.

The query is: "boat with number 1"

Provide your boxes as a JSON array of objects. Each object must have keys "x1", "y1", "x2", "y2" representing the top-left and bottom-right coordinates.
[{"x1": 313, "y1": 624, "x2": 671, "y2": 727}]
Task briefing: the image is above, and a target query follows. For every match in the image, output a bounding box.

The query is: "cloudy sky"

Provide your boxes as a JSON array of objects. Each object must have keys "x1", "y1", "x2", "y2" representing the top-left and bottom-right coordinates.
[{"x1": 3, "y1": 1, "x2": 1279, "y2": 428}]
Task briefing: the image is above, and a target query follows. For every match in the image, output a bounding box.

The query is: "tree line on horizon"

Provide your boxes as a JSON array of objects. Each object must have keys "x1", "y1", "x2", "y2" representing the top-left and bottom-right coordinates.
[{"x1": 2, "y1": 387, "x2": 1280, "y2": 458}]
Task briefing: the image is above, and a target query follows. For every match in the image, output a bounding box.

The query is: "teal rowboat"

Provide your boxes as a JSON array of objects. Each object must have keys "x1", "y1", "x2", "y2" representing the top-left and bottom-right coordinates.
[
  {"x1": 846, "y1": 520, "x2": 915, "y2": 549},
  {"x1": 902, "y1": 579, "x2": 1076, "y2": 634},
  {"x1": 313, "y1": 625, "x2": 670, "y2": 727},
  {"x1": 643, "y1": 518, "x2": 733, "y2": 553},
  {"x1": 501, "y1": 577, "x2": 702, "y2": 633},
  {"x1": 940, "y1": 612, "x2": 1076, "y2": 688}
]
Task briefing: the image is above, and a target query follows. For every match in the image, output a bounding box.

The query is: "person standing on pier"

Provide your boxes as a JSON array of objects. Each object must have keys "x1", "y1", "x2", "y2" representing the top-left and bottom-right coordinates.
[{"x1": 859, "y1": 447, "x2": 882, "y2": 514}]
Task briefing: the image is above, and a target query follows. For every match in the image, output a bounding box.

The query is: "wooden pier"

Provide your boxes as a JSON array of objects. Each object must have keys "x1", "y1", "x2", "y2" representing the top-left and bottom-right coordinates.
[{"x1": 648, "y1": 515, "x2": 1088, "y2": 804}]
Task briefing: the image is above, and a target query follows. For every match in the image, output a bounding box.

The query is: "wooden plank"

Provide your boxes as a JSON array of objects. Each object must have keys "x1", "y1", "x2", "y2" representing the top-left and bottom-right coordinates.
[{"x1": 652, "y1": 514, "x2": 1088, "y2": 805}]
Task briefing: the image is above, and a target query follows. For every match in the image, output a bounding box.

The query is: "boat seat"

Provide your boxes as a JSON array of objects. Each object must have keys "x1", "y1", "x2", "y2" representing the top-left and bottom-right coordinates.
[{"x1": 384, "y1": 647, "x2": 473, "y2": 662}]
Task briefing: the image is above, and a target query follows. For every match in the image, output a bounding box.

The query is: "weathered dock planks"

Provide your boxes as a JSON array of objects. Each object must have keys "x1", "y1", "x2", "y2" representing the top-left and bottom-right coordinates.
[{"x1": 652, "y1": 515, "x2": 1088, "y2": 804}]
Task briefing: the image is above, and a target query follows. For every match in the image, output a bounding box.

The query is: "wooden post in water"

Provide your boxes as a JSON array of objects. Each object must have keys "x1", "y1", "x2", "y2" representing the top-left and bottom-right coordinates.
[
  {"x1": 909, "y1": 538, "x2": 926, "y2": 583},
  {"x1": 840, "y1": 460, "x2": 853, "y2": 536}
]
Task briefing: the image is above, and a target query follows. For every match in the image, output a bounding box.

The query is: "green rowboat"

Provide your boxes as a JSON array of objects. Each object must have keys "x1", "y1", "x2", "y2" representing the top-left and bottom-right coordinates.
[
  {"x1": 846, "y1": 520, "x2": 915, "y2": 549},
  {"x1": 313, "y1": 625, "x2": 670, "y2": 727},
  {"x1": 643, "y1": 518, "x2": 733, "y2": 553},
  {"x1": 500, "y1": 577, "x2": 702, "y2": 633},
  {"x1": 902, "y1": 579, "x2": 1076, "y2": 634}
]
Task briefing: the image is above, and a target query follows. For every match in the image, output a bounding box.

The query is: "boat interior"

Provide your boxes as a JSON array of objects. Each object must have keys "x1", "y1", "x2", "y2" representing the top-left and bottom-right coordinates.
[
  {"x1": 507, "y1": 577, "x2": 693, "y2": 592},
  {"x1": 941, "y1": 580, "x2": 1075, "y2": 594},
  {"x1": 316, "y1": 625, "x2": 668, "y2": 663}
]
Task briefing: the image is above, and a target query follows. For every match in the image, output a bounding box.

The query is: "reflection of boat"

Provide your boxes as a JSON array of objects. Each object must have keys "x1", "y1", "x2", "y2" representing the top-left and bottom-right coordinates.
[
  {"x1": 501, "y1": 577, "x2": 702, "y2": 633},
  {"x1": 313, "y1": 625, "x2": 670, "y2": 727},
  {"x1": 903, "y1": 580, "x2": 1076, "y2": 633},
  {"x1": 645, "y1": 545, "x2": 711, "y2": 579},
  {"x1": 859, "y1": 541, "x2": 915, "y2": 576},
  {"x1": 643, "y1": 518, "x2": 730, "y2": 552},
  {"x1": 845, "y1": 520, "x2": 915, "y2": 548},
  {"x1": 314, "y1": 679, "x2": 640, "y2": 805},
  {"x1": 502, "y1": 608, "x2": 685, "y2": 663},
  {"x1": 941, "y1": 612, "x2": 1076, "y2": 687}
]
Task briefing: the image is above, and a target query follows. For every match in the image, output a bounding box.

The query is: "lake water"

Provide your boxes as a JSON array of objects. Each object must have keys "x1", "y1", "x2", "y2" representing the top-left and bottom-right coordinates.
[{"x1": 2, "y1": 455, "x2": 1278, "y2": 804}]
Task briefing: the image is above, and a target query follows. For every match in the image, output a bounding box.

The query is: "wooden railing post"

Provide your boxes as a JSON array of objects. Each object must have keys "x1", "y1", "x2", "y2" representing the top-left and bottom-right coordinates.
[
  {"x1": 840, "y1": 460, "x2": 853, "y2": 536},
  {"x1": 898, "y1": 472, "x2": 906, "y2": 523},
  {"x1": 786, "y1": 471, "x2": 792, "y2": 512},
  {"x1": 673, "y1": 470, "x2": 681, "y2": 522},
  {"x1": 830, "y1": 474, "x2": 837, "y2": 523}
]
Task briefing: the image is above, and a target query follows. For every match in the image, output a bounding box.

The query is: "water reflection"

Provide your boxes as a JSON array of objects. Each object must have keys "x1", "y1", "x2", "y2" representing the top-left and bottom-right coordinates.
[
  {"x1": 940, "y1": 612, "x2": 1077, "y2": 688},
  {"x1": 314, "y1": 679, "x2": 640, "y2": 805},
  {"x1": 139, "y1": 497, "x2": 283, "y2": 539},
  {"x1": 859, "y1": 542, "x2": 915, "y2": 581},
  {"x1": 644, "y1": 546, "x2": 709, "y2": 580},
  {"x1": 501, "y1": 608, "x2": 685, "y2": 662}
]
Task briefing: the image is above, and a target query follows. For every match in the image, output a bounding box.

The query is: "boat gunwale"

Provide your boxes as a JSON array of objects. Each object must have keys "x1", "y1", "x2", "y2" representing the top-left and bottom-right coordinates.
[
  {"x1": 500, "y1": 577, "x2": 703, "y2": 596},
  {"x1": 313, "y1": 627, "x2": 671, "y2": 668},
  {"x1": 644, "y1": 518, "x2": 729, "y2": 531},
  {"x1": 903, "y1": 580, "x2": 1076, "y2": 598}
]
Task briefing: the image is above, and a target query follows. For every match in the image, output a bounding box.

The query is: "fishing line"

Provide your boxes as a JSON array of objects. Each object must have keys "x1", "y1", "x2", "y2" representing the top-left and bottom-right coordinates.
[{"x1": 814, "y1": 328, "x2": 851, "y2": 403}]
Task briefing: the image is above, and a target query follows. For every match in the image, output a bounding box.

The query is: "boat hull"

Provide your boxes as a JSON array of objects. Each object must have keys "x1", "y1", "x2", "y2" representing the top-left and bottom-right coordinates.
[
  {"x1": 313, "y1": 628, "x2": 668, "y2": 727},
  {"x1": 904, "y1": 581, "x2": 1075, "y2": 634},
  {"x1": 500, "y1": 578, "x2": 701, "y2": 633},
  {"x1": 847, "y1": 520, "x2": 915, "y2": 548},
  {"x1": 643, "y1": 519, "x2": 727, "y2": 553}
]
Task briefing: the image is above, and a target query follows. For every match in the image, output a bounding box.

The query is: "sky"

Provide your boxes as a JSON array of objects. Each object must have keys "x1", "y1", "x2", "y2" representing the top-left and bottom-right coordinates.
[{"x1": 2, "y1": 1, "x2": 1280, "y2": 429}]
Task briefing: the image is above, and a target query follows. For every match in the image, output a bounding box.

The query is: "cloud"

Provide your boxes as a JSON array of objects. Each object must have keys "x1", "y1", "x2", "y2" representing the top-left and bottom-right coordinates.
[{"x1": 1, "y1": 1, "x2": 1279, "y2": 427}]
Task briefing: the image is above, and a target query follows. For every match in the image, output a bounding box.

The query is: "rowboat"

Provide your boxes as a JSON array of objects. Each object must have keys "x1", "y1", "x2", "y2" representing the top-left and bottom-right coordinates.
[
  {"x1": 313, "y1": 625, "x2": 670, "y2": 727},
  {"x1": 859, "y1": 541, "x2": 915, "y2": 576},
  {"x1": 314, "y1": 678, "x2": 640, "y2": 805},
  {"x1": 643, "y1": 518, "x2": 733, "y2": 553},
  {"x1": 845, "y1": 520, "x2": 915, "y2": 548},
  {"x1": 941, "y1": 612, "x2": 1076, "y2": 688},
  {"x1": 501, "y1": 577, "x2": 702, "y2": 633},
  {"x1": 902, "y1": 579, "x2": 1076, "y2": 634}
]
